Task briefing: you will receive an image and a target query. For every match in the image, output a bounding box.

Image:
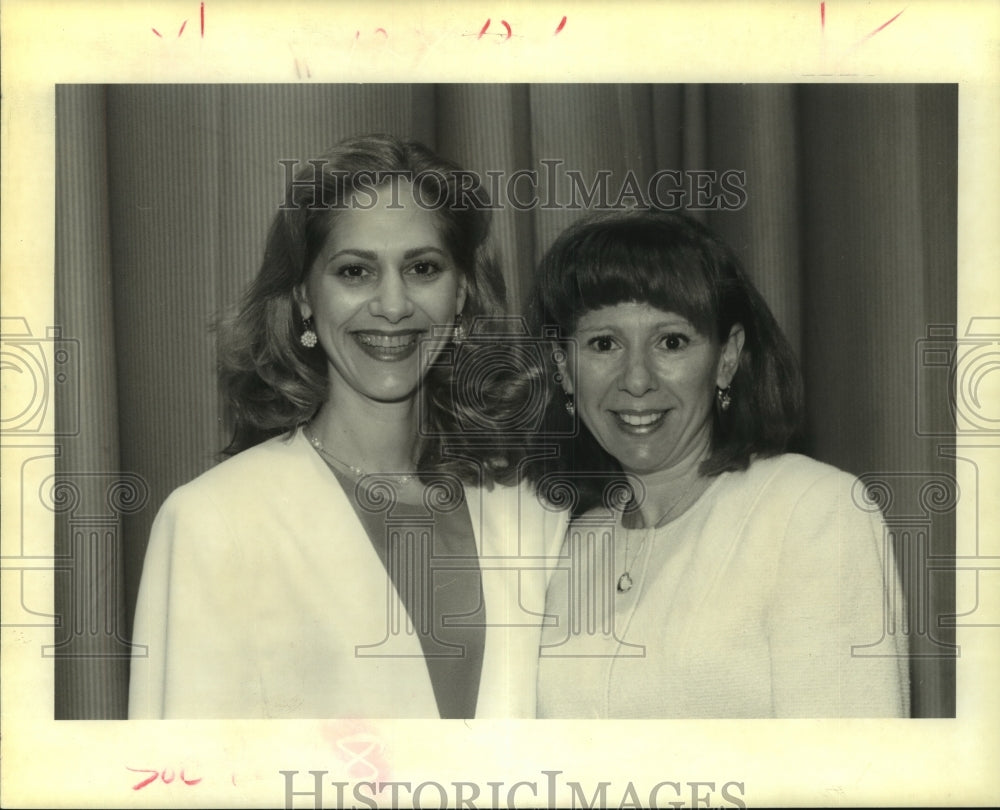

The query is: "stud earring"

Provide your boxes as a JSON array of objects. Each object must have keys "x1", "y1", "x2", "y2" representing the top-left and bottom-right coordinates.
[
  {"x1": 300, "y1": 317, "x2": 318, "y2": 348},
  {"x1": 716, "y1": 385, "x2": 732, "y2": 412},
  {"x1": 564, "y1": 392, "x2": 576, "y2": 416}
]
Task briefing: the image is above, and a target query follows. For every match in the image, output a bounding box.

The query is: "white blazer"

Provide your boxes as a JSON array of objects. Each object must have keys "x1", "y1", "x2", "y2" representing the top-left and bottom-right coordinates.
[{"x1": 128, "y1": 429, "x2": 567, "y2": 718}]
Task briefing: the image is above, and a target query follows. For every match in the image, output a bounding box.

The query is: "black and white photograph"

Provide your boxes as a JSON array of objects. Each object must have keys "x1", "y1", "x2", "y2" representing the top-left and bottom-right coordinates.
[{"x1": 2, "y1": 3, "x2": 998, "y2": 809}]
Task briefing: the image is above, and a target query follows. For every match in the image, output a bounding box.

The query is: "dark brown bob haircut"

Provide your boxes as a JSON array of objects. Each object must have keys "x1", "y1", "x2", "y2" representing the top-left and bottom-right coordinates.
[{"x1": 523, "y1": 209, "x2": 804, "y2": 511}]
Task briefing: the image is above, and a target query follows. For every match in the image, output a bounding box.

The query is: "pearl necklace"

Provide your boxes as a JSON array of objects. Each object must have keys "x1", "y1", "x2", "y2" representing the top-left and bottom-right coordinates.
[
  {"x1": 303, "y1": 424, "x2": 416, "y2": 485},
  {"x1": 617, "y1": 473, "x2": 700, "y2": 594}
]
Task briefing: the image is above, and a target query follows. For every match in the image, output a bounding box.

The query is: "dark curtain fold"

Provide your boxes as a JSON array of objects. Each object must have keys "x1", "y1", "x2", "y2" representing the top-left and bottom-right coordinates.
[{"x1": 53, "y1": 83, "x2": 957, "y2": 719}]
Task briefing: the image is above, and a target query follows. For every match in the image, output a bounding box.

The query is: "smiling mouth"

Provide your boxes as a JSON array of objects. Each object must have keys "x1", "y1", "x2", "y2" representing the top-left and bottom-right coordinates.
[
  {"x1": 352, "y1": 330, "x2": 423, "y2": 360},
  {"x1": 612, "y1": 410, "x2": 668, "y2": 431}
]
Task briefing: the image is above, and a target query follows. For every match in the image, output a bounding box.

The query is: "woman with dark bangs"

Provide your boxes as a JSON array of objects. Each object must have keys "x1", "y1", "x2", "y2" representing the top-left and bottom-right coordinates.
[
  {"x1": 527, "y1": 209, "x2": 909, "y2": 718},
  {"x1": 128, "y1": 134, "x2": 567, "y2": 719}
]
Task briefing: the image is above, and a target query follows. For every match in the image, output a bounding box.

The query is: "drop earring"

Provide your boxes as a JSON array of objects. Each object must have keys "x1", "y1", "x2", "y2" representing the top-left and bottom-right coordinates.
[
  {"x1": 300, "y1": 317, "x2": 318, "y2": 348},
  {"x1": 716, "y1": 385, "x2": 732, "y2": 412},
  {"x1": 564, "y1": 392, "x2": 576, "y2": 416},
  {"x1": 454, "y1": 313, "x2": 466, "y2": 343}
]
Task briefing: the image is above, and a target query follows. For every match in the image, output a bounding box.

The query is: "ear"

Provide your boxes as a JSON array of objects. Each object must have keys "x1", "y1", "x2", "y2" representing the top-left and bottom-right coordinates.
[
  {"x1": 716, "y1": 323, "x2": 745, "y2": 388},
  {"x1": 555, "y1": 342, "x2": 574, "y2": 395},
  {"x1": 294, "y1": 283, "x2": 312, "y2": 321}
]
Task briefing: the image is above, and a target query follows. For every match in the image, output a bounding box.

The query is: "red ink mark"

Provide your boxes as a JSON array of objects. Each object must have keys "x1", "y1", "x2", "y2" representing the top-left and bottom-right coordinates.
[
  {"x1": 857, "y1": 8, "x2": 905, "y2": 44},
  {"x1": 127, "y1": 767, "x2": 159, "y2": 791},
  {"x1": 322, "y1": 721, "x2": 391, "y2": 783},
  {"x1": 177, "y1": 19, "x2": 188, "y2": 37},
  {"x1": 127, "y1": 766, "x2": 203, "y2": 790},
  {"x1": 478, "y1": 19, "x2": 491, "y2": 39},
  {"x1": 500, "y1": 19, "x2": 512, "y2": 39},
  {"x1": 375, "y1": 27, "x2": 388, "y2": 38},
  {"x1": 554, "y1": 15, "x2": 567, "y2": 35},
  {"x1": 336, "y1": 736, "x2": 385, "y2": 780},
  {"x1": 820, "y1": 2, "x2": 825, "y2": 31},
  {"x1": 152, "y1": 28, "x2": 163, "y2": 38},
  {"x1": 200, "y1": 2, "x2": 205, "y2": 37},
  {"x1": 232, "y1": 773, "x2": 237, "y2": 787}
]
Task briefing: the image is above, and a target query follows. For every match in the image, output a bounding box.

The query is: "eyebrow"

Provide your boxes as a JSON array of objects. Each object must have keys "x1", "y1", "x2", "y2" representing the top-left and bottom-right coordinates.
[{"x1": 327, "y1": 246, "x2": 447, "y2": 262}]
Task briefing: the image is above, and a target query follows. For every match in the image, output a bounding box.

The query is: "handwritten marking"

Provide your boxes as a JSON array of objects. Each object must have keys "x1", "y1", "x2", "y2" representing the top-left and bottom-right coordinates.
[
  {"x1": 555, "y1": 15, "x2": 567, "y2": 35},
  {"x1": 856, "y1": 8, "x2": 905, "y2": 45},
  {"x1": 820, "y1": 2, "x2": 825, "y2": 31},
  {"x1": 126, "y1": 766, "x2": 204, "y2": 790},
  {"x1": 126, "y1": 767, "x2": 159, "y2": 791},
  {"x1": 375, "y1": 27, "x2": 388, "y2": 38},
  {"x1": 151, "y1": 3, "x2": 204, "y2": 39},
  {"x1": 500, "y1": 19, "x2": 512, "y2": 40},
  {"x1": 478, "y1": 18, "x2": 491, "y2": 39}
]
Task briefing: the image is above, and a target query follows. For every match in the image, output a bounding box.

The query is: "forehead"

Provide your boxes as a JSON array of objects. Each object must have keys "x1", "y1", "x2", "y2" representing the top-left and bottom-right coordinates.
[
  {"x1": 328, "y1": 181, "x2": 446, "y2": 249},
  {"x1": 573, "y1": 302, "x2": 699, "y2": 332}
]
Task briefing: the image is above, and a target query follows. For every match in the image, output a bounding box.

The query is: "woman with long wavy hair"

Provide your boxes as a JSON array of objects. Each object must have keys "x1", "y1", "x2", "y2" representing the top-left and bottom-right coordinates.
[{"x1": 128, "y1": 134, "x2": 566, "y2": 719}]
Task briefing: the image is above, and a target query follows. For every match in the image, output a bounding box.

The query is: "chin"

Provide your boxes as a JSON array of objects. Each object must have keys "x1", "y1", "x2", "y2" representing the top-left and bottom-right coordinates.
[
  {"x1": 364, "y1": 386, "x2": 420, "y2": 403},
  {"x1": 616, "y1": 452, "x2": 672, "y2": 475}
]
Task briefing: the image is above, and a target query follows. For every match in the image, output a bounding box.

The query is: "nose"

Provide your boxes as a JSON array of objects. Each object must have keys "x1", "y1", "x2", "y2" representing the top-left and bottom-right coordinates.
[
  {"x1": 619, "y1": 347, "x2": 657, "y2": 396},
  {"x1": 368, "y1": 272, "x2": 415, "y2": 322}
]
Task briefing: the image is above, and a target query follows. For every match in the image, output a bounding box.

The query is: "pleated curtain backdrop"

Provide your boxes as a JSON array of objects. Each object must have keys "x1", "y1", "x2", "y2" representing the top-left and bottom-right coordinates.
[{"x1": 53, "y1": 83, "x2": 957, "y2": 719}]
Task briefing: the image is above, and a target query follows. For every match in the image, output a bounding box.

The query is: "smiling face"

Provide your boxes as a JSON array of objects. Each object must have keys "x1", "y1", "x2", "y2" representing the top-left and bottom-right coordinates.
[
  {"x1": 296, "y1": 181, "x2": 467, "y2": 405},
  {"x1": 560, "y1": 302, "x2": 743, "y2": 475}
]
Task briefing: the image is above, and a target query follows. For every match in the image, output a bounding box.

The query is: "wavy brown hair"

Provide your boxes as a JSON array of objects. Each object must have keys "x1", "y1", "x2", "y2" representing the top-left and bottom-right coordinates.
[{"x1": 216, "y1": 134, "x2": 507, "y2": 483}]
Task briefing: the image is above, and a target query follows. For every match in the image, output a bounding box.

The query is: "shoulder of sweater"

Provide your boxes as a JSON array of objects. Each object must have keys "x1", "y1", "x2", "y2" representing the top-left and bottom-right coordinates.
[{"x1": 738, "y1": 453, "x2": 857, "y2": 492}]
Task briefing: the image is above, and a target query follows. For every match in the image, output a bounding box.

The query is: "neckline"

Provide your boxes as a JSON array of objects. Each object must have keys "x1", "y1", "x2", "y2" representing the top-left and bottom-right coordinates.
[{"x1": 618, "y1": 470, "x2": 726, "y2": 534}]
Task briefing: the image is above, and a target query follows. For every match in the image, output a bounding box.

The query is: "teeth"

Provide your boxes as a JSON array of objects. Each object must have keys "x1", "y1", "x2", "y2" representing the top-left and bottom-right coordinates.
[
  {"x1": 618, "y1": 412, "x2": 664, "y2": 426},
  {"x1": 356, "y1": 333, "x2": 418, "y2": 348}
]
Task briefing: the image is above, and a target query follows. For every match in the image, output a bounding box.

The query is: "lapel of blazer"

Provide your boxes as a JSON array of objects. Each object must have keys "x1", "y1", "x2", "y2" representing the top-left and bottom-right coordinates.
[{"x1": 290, "y1": 429, "x2": 440, "y2": 716}]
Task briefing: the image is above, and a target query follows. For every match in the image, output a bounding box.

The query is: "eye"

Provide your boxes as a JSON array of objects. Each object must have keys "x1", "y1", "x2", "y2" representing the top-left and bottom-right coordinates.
[
  {"x1": 586, "y1": 335, "x2": 620, "y2": 353},
  {"x1": 405, "y1": 259, "x2": 443, "y2": 279},
  {"x1": 658, "y1": 332, "x2": 690, "y2": 351},
  {"x1": 334, "y1": 263, "x2": 373, "y2": 282}
]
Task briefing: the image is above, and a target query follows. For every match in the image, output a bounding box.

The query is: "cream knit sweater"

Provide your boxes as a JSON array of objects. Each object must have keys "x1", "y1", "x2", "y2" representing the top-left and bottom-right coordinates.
[{"x1": 537, "y1": 454, "x2": 910, "y2": 718}]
